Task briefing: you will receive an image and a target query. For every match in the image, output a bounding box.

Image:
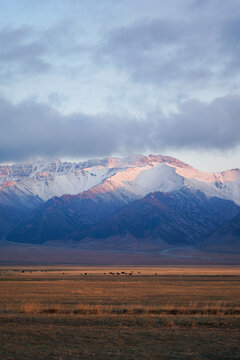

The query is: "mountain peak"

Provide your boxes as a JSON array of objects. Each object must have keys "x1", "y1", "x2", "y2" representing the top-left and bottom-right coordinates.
[{"x1": 0, "y1": 154, "x2": 239, "y2": 205}]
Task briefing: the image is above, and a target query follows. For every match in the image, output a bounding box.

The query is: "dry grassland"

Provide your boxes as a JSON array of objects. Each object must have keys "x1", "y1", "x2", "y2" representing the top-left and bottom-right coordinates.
[{"x1": 0, "y1": 266, "x2": 240, "y2": 359}]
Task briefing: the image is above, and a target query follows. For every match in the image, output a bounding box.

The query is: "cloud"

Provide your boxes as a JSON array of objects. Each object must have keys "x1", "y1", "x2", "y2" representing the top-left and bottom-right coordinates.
[
  {"x1": 98, "y1": 5, "x2": 240, "y2": 89},
  {"x1": 1, "y1": 0, "x2": 240, "y2": 113},
  {"x1": 0, "y1": 26, "x2": 50, "y2": 78},
  {"x1": 155, "y1": 96, "x2": 240, "y2": 150},
  {"x1": 0, "y1": 21, "x2": 88, "y2": 81},
  {"x1": 0, "y1": 94, "x2": 240, "y2": 163}
]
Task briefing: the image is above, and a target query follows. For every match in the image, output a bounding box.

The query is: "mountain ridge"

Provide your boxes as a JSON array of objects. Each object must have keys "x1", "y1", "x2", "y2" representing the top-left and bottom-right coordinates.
[
  {"x1": 1, "y1": 154, "x2": 240, "y2": 253},
  {"x1": 1, "y1": 155, "x2": 240, "y2": 207}
]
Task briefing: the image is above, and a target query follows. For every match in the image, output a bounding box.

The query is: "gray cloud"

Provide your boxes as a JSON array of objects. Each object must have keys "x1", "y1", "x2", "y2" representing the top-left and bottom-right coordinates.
[
  {"x1": 1, "y1": 0, "x2": 240, "y2": 98},
  {"x1": 0, "y1": 94, "x2": 240, "y2": 163},
  {"x1": 98, "y1": 5, "x2": 240, "y2": 88},
  {"x1": 0, "y1": 21, "x2": 87, "y2": 80},
  {"x1": 154, "y1": 96, "x2": 240, "y2": 150},
  {"x1": 0, "y1": 27, "x2": 50, "y2": 78}
]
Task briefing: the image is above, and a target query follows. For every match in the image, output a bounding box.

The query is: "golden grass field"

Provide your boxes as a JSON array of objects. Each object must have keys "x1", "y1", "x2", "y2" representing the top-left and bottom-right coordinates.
[{"x1": 0, "y1": 265, "x2": 240, "y2": 359}]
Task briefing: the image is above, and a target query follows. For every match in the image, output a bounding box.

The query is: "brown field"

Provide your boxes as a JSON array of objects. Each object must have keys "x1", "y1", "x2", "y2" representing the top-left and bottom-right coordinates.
[{"x1": 0, "y1": 266, "x2": 240, "y2": 359}]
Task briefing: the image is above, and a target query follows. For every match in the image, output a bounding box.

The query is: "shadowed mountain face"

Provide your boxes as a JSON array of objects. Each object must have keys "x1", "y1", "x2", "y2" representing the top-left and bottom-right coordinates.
[
  {"x1": 0, "y1": 205, "x2": 27, "y2": 236},
  {"x1": 7, "y1": 190, "x2": 129, "y2": 244},
  {"x1": 0, "y1": 185, "x2": 42, "y2": 236},
  {"x1": 203, "y1": 212, "x2": 240, "y2": 251},
  {"x1": 70, "y1": 188, "x2": 240, "y2": 250},
  {"x1": 1, "y1": 155, "x2": 240, "y2": 252},
  {"x1": 8, "y1": 188, "x2": 240, "y2": 250}
]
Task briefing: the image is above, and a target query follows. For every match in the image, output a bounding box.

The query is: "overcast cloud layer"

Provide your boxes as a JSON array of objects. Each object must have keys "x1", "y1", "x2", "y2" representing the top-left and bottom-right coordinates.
[
  {"x1": 0, "y1": 0, "x2": 240, "y2": 168},
  {"x1": 1, "y1": 94, "x2": 240, "y2": 163}
]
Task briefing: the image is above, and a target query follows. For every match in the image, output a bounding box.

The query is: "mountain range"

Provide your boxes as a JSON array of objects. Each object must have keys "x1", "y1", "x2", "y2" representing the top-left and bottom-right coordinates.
[{"x1": 1, "y1": 155, "x2": 240, "y2": 253}]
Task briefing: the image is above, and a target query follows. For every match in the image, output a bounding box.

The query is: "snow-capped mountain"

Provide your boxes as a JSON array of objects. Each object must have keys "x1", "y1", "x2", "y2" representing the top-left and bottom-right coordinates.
[
  {"x1": 1, "y1": 155, "x2": 240, "y2": 250},
  {"x1": 1, "y1": 155, "x2": 240, "y2": 204}
]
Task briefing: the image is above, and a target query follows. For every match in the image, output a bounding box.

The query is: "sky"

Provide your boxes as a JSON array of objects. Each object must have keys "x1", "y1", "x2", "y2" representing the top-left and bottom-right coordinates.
[{"x1": 0, "y1": 0, "x2": 240, "y2": 171}]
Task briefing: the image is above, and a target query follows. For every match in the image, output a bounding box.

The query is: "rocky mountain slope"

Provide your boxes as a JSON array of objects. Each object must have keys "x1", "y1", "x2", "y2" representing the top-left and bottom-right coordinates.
[
  {"x1": 1, "y1": 155, "x2": 240, "y2": 204},
  {"x1": 202, "y1": 212, "x2": 240, "y2": 251},
  {"x1": 1, "y1": 155, "x2": 240, "y2": 251},
  {"x1": 69, "y1": 188, "x2": 239, "y2": 251}
]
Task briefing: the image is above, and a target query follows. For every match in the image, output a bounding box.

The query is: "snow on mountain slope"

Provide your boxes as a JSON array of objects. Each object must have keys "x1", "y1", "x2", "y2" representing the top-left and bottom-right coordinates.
[
  {"x1": 176, "y1": 167, "x2": 240, "y2": 205},
  {"x1": 86, "y1": 163, "x2": 184, "y2": 201},
  {"x1": 0, "y1": 182, "x2": 42, "y2": 209},
  {"x1": 0, "y1": 155, "x2": 240, "y2": 205},
  {"x1": 0, "y1": 161, "x2": 121, "y2": 202},
  {"x1": 14, "y1": 166, "x2": 120, "y2": 201}
]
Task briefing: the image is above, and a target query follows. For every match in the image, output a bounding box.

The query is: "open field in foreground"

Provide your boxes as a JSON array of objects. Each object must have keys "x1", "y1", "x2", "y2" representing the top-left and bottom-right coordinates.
[{"x1": 0, "y1": 266, "x2": 240, "y2": 359}]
